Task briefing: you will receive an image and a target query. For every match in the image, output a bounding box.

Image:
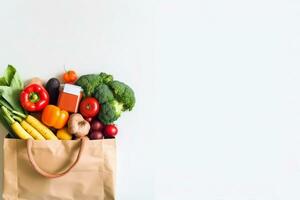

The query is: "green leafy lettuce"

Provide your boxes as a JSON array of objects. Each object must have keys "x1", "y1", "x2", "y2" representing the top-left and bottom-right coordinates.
[{"x1": 0, "y1": 65, "x2": 24, "y2": 113}]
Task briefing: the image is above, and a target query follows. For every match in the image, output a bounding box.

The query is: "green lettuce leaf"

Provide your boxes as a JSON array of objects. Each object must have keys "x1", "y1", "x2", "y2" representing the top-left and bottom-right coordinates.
[
  {"x1": 0, "y1": 65, "x2": 24, "y2": 113},
  {"x1": 0, "y1": 65, "x2": 17, "y2": 86}
]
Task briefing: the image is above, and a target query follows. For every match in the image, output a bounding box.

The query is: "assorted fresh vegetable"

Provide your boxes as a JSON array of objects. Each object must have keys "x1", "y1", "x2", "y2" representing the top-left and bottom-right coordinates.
[
  {"x1": 76, "y1": 73, "x2": 135, "y2": 124},
  {"x1": 14, "y1": 116, "x2": 46, "y2": 140},
  {"x1": 0, "y1": 65, "x2": 135, "y2": 141},
  {"x1": 1, "y1": 105, "x2": 57, "y2": 140},
  {"x1": 25, "y1": 115, "x2": 58, "y2": 140},
  {"x1": 1, "y1": 106, "x2": 33, "y2": 139}
]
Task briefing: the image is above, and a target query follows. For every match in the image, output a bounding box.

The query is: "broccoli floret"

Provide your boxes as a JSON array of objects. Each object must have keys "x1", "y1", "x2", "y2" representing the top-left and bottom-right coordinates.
[
  {"x1": 94, "y1": 84, "x2": 114, "y2": 104},
  {"x1": 109, "y1": 80, "x2": 135, "y2": 111},
  {"x1": 98, "y1": 100, "x2": 123, "y2": 124},
  {"x1": 99, "y1": 72, "x2": 113, "y2": 84},
  {"x1": 95, "y1": 80, "x2": 136, "y2": 124},
  {"x1": 76, "y1": 74, "x2": 103, "y2": 96},
  {"x1": 76, "y1": 73, "x2": 114, "y2": 96}
]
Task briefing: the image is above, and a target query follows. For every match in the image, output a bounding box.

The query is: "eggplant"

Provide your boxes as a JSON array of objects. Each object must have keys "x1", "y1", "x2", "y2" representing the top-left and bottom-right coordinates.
[{"x1": 45, "y1": 78, "x2": 60, "y2": 104}]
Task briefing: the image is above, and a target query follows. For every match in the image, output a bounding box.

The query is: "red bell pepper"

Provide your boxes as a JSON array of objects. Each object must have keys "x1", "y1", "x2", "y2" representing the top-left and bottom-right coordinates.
[{"x1": 20, "y1": 84, "x2": 49, "y2": 112}]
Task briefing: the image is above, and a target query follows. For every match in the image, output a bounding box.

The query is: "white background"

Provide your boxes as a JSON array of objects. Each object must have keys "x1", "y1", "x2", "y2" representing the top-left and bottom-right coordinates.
[{"x1": 1, "y1": 0, "x2": 300, "y2": 199}]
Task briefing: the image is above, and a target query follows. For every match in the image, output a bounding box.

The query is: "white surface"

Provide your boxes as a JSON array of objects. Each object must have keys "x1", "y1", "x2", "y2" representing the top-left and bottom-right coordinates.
[
  {"x1": 1, "y1": 0, "x2": 300, "y2": 199},
  {"x1": 155, "y1": 0, "x2": 300, "y2": 199}
]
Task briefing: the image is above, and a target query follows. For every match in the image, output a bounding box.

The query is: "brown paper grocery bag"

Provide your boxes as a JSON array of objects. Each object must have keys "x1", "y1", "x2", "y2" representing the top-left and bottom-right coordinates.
[{"x1": 2, "y1": 137, "x2": 116, "y2": 200}]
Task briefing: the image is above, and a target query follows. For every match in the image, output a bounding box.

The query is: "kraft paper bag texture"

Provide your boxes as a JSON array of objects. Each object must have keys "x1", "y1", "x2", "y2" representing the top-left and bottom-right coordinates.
[{"x1": 2, "y1": 138, "x2": 116, "y2": 200}]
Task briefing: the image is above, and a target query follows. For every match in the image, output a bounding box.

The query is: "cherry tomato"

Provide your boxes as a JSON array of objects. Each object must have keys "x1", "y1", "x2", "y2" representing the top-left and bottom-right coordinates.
[
  {"x1": 63, "y1": 70, "x2": 78, "y2": 84},
  {"x1": 79, "y1": 97, "x2": 100, "y2": 118},
  {"x1": 104, "y1": 124, "x2": 118, "y2": 137}
]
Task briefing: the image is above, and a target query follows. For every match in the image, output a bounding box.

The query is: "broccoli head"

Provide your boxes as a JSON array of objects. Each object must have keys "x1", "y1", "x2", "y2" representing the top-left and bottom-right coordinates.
[
  {"x1": 98, "y1": 100, "x2": 123, "y2": 124},
  {"x1": 95, "y1": 81, "x2": 135, "y2": 124},
  {"x1": 99, "y1": 72, "x2": 113, "y2": 84},
  {"x1": 94, "y1": 84, "x2": 114, "y2": 104},
  {"x1": 76, "y1": 73, "x2": 113, "y2": 96},
  {"x1": 108, "y1": 80, "x2": 135, "y2": 111}
]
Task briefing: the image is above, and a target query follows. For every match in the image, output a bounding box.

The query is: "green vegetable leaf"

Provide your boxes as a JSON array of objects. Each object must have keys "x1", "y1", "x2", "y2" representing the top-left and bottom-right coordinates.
[
  {"x1": 0, "y1": 86, "x2": 23, "y2": 113},
  {"x1": 0, "y1": 65, "x2": 24, "y2": 113},
  {"x1": 9, "y1": 68, "x2": 24, "y2": 89},
  {"x1": 0, "y1": 77, "x2": 7, "y2": 86},
  {"x1": 0, "y1": 65, "x2": 19, "y2": 86},
  {"x1": 4, "y1": 65, "x2": 17, "y2": 85}
]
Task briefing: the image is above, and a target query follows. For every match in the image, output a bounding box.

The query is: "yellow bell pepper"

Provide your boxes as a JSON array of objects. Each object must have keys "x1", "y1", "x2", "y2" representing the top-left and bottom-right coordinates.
[{"x1": 57, "y1": 128, "x2": 72, "y2": 140}]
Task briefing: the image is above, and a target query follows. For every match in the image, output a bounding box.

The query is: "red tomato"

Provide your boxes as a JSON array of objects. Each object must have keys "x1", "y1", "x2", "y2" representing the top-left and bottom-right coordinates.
[
  {"x1": 79, "y1": 97, "x2": 100, "y2": 118},
  {"x1": 104, "y1": 124, "x2": 118, "y2": 137}
]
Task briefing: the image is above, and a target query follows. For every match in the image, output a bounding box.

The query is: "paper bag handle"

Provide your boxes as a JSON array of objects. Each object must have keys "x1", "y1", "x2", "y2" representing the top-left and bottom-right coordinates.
[{"x1": 27, "y1": 138, "x2": 87, "y2": 178}]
